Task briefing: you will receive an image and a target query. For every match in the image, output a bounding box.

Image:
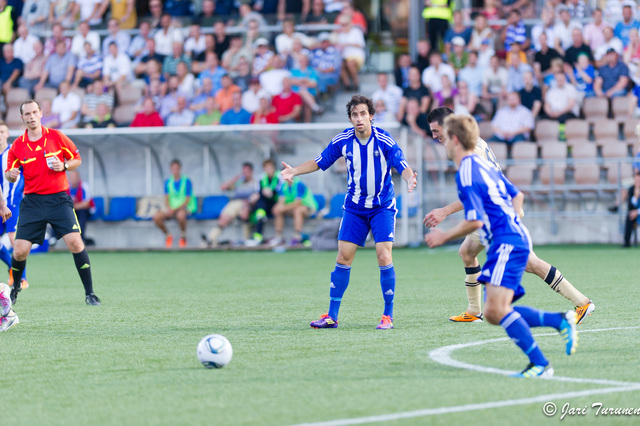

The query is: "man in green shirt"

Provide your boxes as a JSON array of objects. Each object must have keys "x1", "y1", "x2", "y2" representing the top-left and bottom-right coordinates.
[
  {"x1": 270, "y1": 177, "x2": 318, "y2": 246},
  {"x1": 153, "y1": 159, "x2": 196, "y2": 248}
]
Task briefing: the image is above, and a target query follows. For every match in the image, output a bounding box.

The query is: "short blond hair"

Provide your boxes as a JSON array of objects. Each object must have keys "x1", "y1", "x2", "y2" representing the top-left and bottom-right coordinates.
[{"x1": 443, "y1": 114, "x2": 479, "y2": 151}]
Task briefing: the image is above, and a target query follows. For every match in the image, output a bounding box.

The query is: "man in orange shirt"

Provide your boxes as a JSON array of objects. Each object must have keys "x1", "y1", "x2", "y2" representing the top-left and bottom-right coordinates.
[
  {"x1": 5, "y1": 100, "x2": 101, "y2": 306},
  {"x1": 215, "y1": 75, "x2": 241, "y2": 113}
]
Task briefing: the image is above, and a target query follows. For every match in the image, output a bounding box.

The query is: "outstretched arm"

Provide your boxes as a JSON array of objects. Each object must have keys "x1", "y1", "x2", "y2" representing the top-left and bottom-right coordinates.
[
  {"x1": 281, "y1": 160, "x2": 319, "y2": 183},
  {"x1": 423, "y1": 200, "x2": 464, "y2": 228},
  {"x1": 425, "y1": 219, "x2": 483, "y2": 248}
]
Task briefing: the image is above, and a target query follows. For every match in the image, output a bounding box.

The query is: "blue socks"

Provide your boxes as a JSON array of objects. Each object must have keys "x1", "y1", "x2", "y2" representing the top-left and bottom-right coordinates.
[
  {"x1": 513, "y1": 306, "x2": 563, "y2": 330},
  {"x1": 501, "y1": 310, "x2": 548, "y2": 367},
  {"x1": 328, "y1": 263, "x2": 351, "y2": 321},
  {"x1": 380, "y1": 264, "x2": 395, "y2": 318}
]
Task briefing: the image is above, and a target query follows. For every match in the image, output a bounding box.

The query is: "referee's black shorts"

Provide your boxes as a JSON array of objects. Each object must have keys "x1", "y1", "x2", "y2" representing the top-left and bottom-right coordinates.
[{"x1": 16, "y1": 192, "x2": 81, "y2": 245}]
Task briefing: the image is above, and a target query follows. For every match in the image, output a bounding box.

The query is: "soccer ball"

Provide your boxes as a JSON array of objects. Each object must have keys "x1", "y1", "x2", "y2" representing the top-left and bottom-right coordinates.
[{"x1": 197, "y1": 334, "x2": 233, "y2": 368}]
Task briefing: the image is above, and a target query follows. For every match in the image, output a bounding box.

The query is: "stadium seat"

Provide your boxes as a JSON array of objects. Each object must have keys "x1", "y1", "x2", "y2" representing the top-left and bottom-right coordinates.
[
  {"x1": 540, "y1": 142, "x2": 568, "y2": 160},
  {"x1": 193, "y1": 195, "x2": 229, "y2": 220},
  {"x1": 606, "y1": 163, "x2": 633, "y2": 185},
  {"x1": 134, "y1": 195, "x2": 164, "y2": 220},
  {"x1": 623, "y1": 118, "x2": 640, "y2": 149},
  {"x1": 478, "y1": 121, "x2": 493, "y2": 140},
  {"x1": 571, "y1": 143, "x2": 598, "y2": 159},
  {"x1": 324, "y1": 193, "x2": 346, "y2": 219},
  {"x1": 70, "y1": 87, "x2": 85, "y2": 102},
  {"x1": 5, "y1": 88, "x2": 29, "y2": 107},
  {"x1": 113, "y1": 105, "x2": 136, "y2": 126},
  {"x1": 102, "y1": 197, "x2": 137, "y2": 221},
  {"x1": 424, "y1": 141, "x2": 448, "y2": 172},
  {"x1": 591, "y1": 118, "x2": 619, "y2": 141},
  {"x1": 539, "y1": 164, "x2": 566, "y2": 186},
  {"x1": 611, "y1": 96, "x2": 632, "y2": 122},
  {"x1": 565, "y1": 119, "x2": 589, "y2": 142},
  {"x1": 582, "y1": 97, "x2": 608, "y2": 122},
  {"x1": 4, "y1": 106, "x2": 24, "y2": 130},
  {"x1": 534, "y1": 120, "x2": 559, "y2": 141},
  {"x1": 506, "y1": 166, "x2": 535, "y2": 187},
  {"x1": 34, "y1": 87, "x2": 57, "y2": 102},
  {"x1": 314, "y1": 194, "x2": 326, "y2": 211},
  {"x1": 510, "y1": 142, "x2": 538, "y2": 164},
  {"x1": 488, "y1": 142, "x2": 508, "y2": 165},
  {"x1": 117, "y1": 86, "x2": 143, "y2": 106},
  {"x1": 573, "y1": 164, "x2": 601, "y2": 186},
  {"x1": 90, "y1": 197, "x2": 105, "y2": 221},
  {"x1": 601, "y1": 141, "x2": 628, "y2": 159}
]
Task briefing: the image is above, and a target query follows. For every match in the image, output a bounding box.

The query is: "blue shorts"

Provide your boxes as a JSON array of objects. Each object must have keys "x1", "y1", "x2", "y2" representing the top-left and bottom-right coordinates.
[
  {"x1": 0, "y1": 205, "x2": 20, "y2": 235},
  {"x1": 338, "y1": 200, "x2": 397, "y2": 247},
  {"x1": 478, "y1": 242, "x2": 530, "y2": 303}
]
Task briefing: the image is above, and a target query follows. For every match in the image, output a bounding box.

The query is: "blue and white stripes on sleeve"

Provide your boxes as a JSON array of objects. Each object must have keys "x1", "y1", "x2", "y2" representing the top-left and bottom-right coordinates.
[
  {"x1": 1, "y1": 145, "x2": 24, "y2": 208},
  {"x1": 315, "y1": 126, "x2": 410, "y2": 209}
]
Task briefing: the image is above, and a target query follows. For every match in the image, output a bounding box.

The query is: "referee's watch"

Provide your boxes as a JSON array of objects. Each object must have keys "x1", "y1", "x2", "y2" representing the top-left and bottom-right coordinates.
[{"x1": 64, "y1": 162, "x2": 68, "y2": 170}]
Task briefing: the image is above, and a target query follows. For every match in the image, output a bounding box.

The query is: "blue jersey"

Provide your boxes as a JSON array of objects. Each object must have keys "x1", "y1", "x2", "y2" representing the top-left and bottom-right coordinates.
[
  {"x1": 1, "y1": 145, "x2": 24, "y2": 209},
  {"x1": 457, "y1": 155, "x2": 530, "y2": 249},
  {"x1": 315, "y1": 126, "x2": 409, "y2": 210}
]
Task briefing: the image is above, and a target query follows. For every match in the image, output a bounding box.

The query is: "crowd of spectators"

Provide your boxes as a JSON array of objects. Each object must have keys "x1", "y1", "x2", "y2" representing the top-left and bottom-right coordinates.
[
  {"x1": 0, "y1": 0, "x2": 370, "y2": 128},
  {"x1": 413, "y1": 2, "x2": 640, "y2": 144}
]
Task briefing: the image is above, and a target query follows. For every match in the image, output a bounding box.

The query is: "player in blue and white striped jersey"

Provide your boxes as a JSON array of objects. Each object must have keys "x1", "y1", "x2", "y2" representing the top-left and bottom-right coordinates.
[
  {"x1": 426, "y1": 114, "x2": 577, "y2": 378},
  {"x1": 281, "y1": 95, "x2": 417, "y2": 330},
  {"x1": 0, "y1": 120, "x2": 27, "y2": 289}
]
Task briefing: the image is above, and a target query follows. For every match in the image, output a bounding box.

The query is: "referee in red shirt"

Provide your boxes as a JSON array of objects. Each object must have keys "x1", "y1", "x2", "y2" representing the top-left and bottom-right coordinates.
[{"x1": 5, "y1": 100, "x2": 101, "y2": 306}]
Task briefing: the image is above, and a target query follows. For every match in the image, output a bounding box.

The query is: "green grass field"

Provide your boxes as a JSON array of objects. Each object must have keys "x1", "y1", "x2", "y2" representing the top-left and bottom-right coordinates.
[{"x1": 3, "y1": 245, "x2": 639, "y2": 426}]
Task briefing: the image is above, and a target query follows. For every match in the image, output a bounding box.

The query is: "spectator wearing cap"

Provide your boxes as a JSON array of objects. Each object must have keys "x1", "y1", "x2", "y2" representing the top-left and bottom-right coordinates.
[
  {"x1": 220, "y1": 91, "x2": 251, "y2": 125},
  {"x1": 584, "y1": 8, "x2": 607, "y2": 52},
  {"x1": 336, "y1": 16, "x2": 366, "y2": 91},
  {"x1": 290, "y1": 54, "x2": 324, "y2": 122},
  {"x1": 534, "y1": 32, "x2": 563, "y2": 81},
  {"x1": 251, "y1": 96, "x2": 279, "y2": 124},
  {"x1": 276, "y1": 18, "x2": 311, "y2": 55},
  {"x1": 489, "y1": 92, "x2": 534, "y2": 144},
  {"x1": 163, "y1": 42, "x2": 192, "y2": 77},
  {"x1": 595, "y1": 26, "x2": 623, "y2": 67},
  {"x1": 518, "y1": 71, "x2": 543, "y2": 119},
  {"x1": 615, "y1": 4, "x2": 640, "y2": 47},
  {"x1": 595, "y1": 48, "x2": 629, "y2": 98},
  {"x1": 553, "y1": 5, "x2": 583, "y2": 53},
  {"x1": 194, "y1": 97, "x2": 222, "y2": 126},
  {"x1": 253, "y1": 38, "x2": 275, "y2": 76},
  {"x1": 501, "y1": 10, "x2": 528, "y2": 53},
  {"x1": 131, "y1": 97, "x2": 165, "y2": 127},
  {"x1": 443, "y1": 11, "x2": 472, "y2": 55},
  {"x1": 154, "y1": 14, "x2": 184, "y2": 56},
  {"x1": 421, "y1": 50, "x2": 455, "y2": 94},
  {"x1": 102, "y1": 18, "x2": 131, "y2": 57},
  {"x1": 185, "y1": 24, "x2": 207, "y2": 58},
  {"x1": 198, "y1": 52, "x2": 227, "y2": 95},
  {"x1": 242, "y1": 77, "x2": 270, "y2": 113},
  {"x1": 544, "y1": 72, "x2": 580, "y2": 123},
  {"x1": 568, "y1": 52, "x2": 596, "y2": 98},
  {"x1": 448, "y1": 37, "x2": 469, "y2": 75},
  {"x1": 565, "y1": 27, "x2": 594, "y2": 66},
  {"x1": 531, "y1": 7, "x2": 556, "y2": 52},
  {"x1": 470, "y1": 14, "x2": 494, "y2": 51},
  {"x1": 458, "y1": 51, "x2": 483, "y2": 97},
  {"x1": 310, "y1": 32, "x2": 341, "y2": 94},
  {"x1": 272, "y1": 77, "x2": 302, "y2": 123},
  {"x1": 166, "y1": 95, "x2": 195, "y2": 126}
]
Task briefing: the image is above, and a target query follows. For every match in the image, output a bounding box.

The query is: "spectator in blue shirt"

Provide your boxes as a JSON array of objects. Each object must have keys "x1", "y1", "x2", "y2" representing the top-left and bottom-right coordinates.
[
  {"x1": 614, "y1": 4, "x2": 640, "y2": 47},
  {"x1": 164, "y1": 0, "x2": 193, "y2": 16},
  {"x1": 443, "y1": 10, "x2": 472, "y2": 55},
  {"x1": 0, "y1": 44, "x2": 23, "y2": 94},
  {"x1": 567, "y1": 53, "x2": 595, "y2": 97},
  {"x1": 594, "y1": 48, "x2": 629, "y2": 98},
  {"x1": 220, "y1": 91, "x2": 251, "y2": 124},
  {"x1": 502, "y1": 9, "x2": 529, "y2": 52}
]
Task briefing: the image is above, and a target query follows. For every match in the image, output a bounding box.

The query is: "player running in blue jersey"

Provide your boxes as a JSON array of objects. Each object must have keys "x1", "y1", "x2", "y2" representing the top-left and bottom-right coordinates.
[
  {"x1": 426, "y1": 114, "x2": 577, "y2": 377},
  {"x1": 281, "y1": 95, "x2": 418, "y2": 330},
  {"x1": 0, "y1": 120, "x2": 27, "y2": 289}
]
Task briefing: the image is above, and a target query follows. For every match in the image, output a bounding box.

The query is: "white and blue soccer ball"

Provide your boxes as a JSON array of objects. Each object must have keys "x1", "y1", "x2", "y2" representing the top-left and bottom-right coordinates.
[{"x1": 197, "y1": 334, "x2": 233, "y2": 369}]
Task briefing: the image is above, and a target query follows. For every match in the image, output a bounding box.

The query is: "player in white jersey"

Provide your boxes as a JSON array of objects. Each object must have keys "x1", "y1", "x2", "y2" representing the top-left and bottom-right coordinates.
[
  {"x1": 281, "y1": 95, "x2": 417, "y2": 330},
  {"x1": 424, "y1": 107, "x2": 594, "y2": 324}
]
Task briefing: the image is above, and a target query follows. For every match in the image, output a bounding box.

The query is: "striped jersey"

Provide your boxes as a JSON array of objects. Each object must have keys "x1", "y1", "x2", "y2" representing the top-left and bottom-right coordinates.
[
  {"x1": 315, "y1": 126, "x2": 409, "y2": 210},
  {"x1": 1, "y1": 145, "x2": 24, "y2": 208},
  {"x1": 457, "y1": 155, "x2": 530, "y2": 249},
  {"x1": 474, "y1": 137, "x2": 501, "y2": 171}
]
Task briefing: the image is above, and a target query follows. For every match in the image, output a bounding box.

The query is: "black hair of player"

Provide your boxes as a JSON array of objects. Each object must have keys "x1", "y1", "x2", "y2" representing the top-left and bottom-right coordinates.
[
  {"x1": 346, "y1": 95, "x2": 375, "y2": 119},
  {"x1": 426, "y1": 107, "x2": 454, "y2": 126}
]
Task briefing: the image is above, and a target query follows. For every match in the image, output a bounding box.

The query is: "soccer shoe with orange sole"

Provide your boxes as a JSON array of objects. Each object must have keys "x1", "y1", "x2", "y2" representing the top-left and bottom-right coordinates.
[
  {"x1": 310, "y1": 313, "x2": 338, "y2": 328},
  {"x1": 179, "y1": 237, "x2": 187, "y2": 248},
  {"x1": 376, "y1": 315, "x2": 394, "y2": 329},
  {"x1": 575, "y1": 301, "x2": 595, "y2": 325},
  {"x1": 165, "y1": 235, "x2": 174, "y2": 248},
  {"x1": 449, "y1": 311, "x2": 484, "y2": 322},
  {"x1": 8, "y1": 270, "x2": 29, "y2": 289}
]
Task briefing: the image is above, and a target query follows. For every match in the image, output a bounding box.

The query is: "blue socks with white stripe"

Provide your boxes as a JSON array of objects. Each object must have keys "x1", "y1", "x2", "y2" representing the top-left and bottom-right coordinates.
[
  {"x1": 380, "y1": 264, "x2": 395, "y2": 318},
  {"x1": 0, "y1": 246, "x2": 12, "y2": 270},
  {"x1": 512, "y1": 306, "x2": 563, "y2": 329},
  {"x1": 500, "y1": 310, "x2": 548, "y2": 367},
  {"x1": 328, "y1": 263, "x2": 351, "y2": 321}
]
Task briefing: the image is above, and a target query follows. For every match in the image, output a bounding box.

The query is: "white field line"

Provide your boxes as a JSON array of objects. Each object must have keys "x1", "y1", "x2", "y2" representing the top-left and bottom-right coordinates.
[{"x1": 290, "y1": 326, "x2": 640, "y2": 426}]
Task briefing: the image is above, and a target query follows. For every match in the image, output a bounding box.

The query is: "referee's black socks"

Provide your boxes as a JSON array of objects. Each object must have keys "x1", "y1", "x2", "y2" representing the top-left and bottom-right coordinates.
[
  {"x1": 73, "y1": 249, "x2": 94, "y2": 295},
  {"x1": 11, "y1": 257, "x2": 26, "y2": 290}
]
